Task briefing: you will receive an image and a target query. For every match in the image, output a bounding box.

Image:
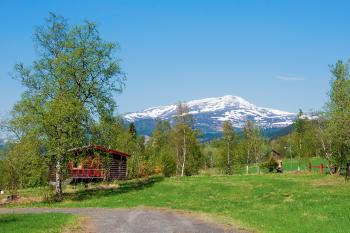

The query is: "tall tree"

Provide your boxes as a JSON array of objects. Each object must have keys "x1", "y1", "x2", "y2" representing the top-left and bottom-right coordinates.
[
  {"x1": 326, "y1": 60, "x2": 350, "y2": 171},
  {"x1": 173, "y1": 102, "x2": 194, "y2": 176},
  {"x1": 220, "y1": 120, "x2": 238, "y2": 174},
  {"x1": 242, "y1": 121, "x2": 263, "y2": 174},
  {"x1": 10, "y1": 13, "x2": 125, "y2": 196},
  {"x1": 129, "y1": 123, "x2": 137, "y2": 141},
  {"x1": 294, "y1": 110, "x2": 306, "y2": 171}
]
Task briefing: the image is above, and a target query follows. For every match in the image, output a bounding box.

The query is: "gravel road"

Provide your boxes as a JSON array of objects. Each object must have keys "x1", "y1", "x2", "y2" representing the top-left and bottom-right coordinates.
[{"x1": 0, "y1": 207, "x2": 245, "y2": 233}]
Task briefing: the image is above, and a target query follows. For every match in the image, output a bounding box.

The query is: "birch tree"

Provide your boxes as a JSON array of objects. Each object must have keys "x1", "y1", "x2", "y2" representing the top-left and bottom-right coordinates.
[
  {"x1": 9, "y1": 13, "x2": 125, "y2": 196},
  {"x1": 326, "y1": 60, "x2": 350, "y2": 172},
  {"x1": 294, "y1": 110, "x2": 306, "y2": 171},
  {"x1": 242, "y1": 121, "x2": 262, "y2": 174},
  {"x1": 220, "y1": 120, "x2": 238, "y2": 174},
  {"x1": 173, "y1": 102, "x2": 194, "y2": 176}
]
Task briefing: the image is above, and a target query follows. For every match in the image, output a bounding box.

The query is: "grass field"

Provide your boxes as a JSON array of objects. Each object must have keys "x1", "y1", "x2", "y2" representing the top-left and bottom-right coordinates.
[
  {"x1": 13, "y1": 173, "x2": 350, "y2": 233},
  {"x1": 0, "y1": 213, "x2": 77, "y2": 233}
]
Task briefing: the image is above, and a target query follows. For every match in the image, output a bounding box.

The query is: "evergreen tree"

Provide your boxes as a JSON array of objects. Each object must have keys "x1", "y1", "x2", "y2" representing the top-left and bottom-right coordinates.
[{"x1": 129, "y1": 123, "x2": 137, "y2": 141}]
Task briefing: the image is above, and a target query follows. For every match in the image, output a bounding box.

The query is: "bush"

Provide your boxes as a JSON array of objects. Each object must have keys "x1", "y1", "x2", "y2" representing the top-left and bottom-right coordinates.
[{"x1": 162, "y1": 155, "x2": 177, "y2": 177}]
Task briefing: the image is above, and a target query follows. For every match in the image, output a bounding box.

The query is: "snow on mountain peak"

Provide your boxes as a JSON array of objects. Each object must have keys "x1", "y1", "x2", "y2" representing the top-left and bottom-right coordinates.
[
  {"x1": 124, "y1": 95, "x2": 296, "y2": 129},
  {"x1": 186, "y1": 95, "x2": 254, "y2": 111}
]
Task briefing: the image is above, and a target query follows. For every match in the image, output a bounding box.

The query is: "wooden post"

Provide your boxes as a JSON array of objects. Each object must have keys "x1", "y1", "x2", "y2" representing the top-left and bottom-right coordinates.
[
  {"x1": 320, "y1": 163, "x2": 324, "y2": 174},
  {"x1": 82, "y1": 162, "x2": 85, "y2": 177},
  {"x1": 308, "y1": 162, "x2": 311, "y2": 172},
  {"x1": 69, "y1": 161, "x2": 74, "y2": 177}
]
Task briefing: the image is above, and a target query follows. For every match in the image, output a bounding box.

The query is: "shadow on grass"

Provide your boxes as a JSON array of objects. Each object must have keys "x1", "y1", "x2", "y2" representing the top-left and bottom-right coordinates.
[
  {"x1": 0, "y1": 216, "x2": 17, "y2": 223},
  {"x1": 53, "y1": 175, "x2": 164, "y2": 203}
]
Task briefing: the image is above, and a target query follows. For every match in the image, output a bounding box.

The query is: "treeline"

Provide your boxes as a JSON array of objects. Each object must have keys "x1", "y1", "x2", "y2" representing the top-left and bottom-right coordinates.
[
  {"x1": 89, "y1": 102, "x2": 203, "y2": 178},
  {"x1": 0, "y1": 102, "x2": 203, "y2": 190}
]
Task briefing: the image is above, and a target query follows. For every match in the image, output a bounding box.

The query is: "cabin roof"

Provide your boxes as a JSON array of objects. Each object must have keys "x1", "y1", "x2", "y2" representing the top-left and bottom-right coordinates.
[
  {"x1": 272, "y1": 149, "x2": 281, "y2": 156},
  {"x1": 68, "y1": 144, "x2": 130, "y2": 157}
]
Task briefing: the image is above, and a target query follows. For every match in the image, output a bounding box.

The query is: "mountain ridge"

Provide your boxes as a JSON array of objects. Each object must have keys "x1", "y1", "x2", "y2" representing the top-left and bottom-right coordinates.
[{"x1": 123, "y1": 95, "x2": 297, "y2": 140}]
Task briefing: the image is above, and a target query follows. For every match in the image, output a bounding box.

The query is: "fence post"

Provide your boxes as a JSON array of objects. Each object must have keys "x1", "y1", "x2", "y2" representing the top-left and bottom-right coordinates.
[
  {"x1": 320, "y1": 163, "x2": 324, "y2": 174},
  {"x1": 308, "y1": 162, "x2": 311, "y2": 172}
]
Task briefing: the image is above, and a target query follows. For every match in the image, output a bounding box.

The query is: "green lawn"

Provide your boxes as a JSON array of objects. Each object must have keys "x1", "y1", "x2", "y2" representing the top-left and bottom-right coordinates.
[
  {"x1": 15, "y1": 174, "x2": 350, "y2": 233},
  {"x1": 0, "y1": 213, "x2": 77, "y2": 233}
]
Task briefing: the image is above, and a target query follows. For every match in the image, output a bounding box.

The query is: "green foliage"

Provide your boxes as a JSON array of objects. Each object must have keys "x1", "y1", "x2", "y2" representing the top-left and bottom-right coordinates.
[
  {"x1": 143, "y1": 104, "x2": 203, "y2": 177},
  {"x1": 160, "y1": 145, "x2": 177, "y2": 177},
  {"x1": 201, "y1": 143, "x2": 219, "y2": 170},
  {"x1": 128, "y1": 123, "x2": 137, "y2": 141},
  {"x1": 149, "y1": 120, "x2": 177, "y2": 176},
  {"x1": 326, "y1": 60, "x2": 350, "y2": 166},
  {"x1": 218, "y1": 121, "x2": 239, "y2": 174},
  {"x1": 0, "y1": 134, "x2": 47, "y2": 191},
  {"x1": 242, "y1": 121, "x2": 266, "y2": 173}
]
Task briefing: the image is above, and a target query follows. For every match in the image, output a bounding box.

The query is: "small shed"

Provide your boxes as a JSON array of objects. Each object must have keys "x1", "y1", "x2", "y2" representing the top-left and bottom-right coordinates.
[
  {"x1": 271, "y1": 150, "x2": 282, "y2": 160},
  {"x1": 49, "y1": 145, "x2": 130, "y2": 182},
  {"x1": 271, "y1": 149, "x2": 283, "y2": 173}
]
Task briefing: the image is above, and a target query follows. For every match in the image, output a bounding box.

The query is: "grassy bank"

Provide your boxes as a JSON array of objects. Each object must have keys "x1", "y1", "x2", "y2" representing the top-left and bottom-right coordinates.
[
  {"x1": 0, "y1": 213, "x2": 77, "y2": 233},
  {"x1": 13, "y1": 174, "x2": 350, "y2": 233}
]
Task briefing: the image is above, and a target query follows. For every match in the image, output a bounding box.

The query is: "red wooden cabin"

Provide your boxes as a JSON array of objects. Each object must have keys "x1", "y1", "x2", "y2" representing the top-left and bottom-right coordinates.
[{"x1": 49, "y1": 145, "x2": 130, "y2": 182}]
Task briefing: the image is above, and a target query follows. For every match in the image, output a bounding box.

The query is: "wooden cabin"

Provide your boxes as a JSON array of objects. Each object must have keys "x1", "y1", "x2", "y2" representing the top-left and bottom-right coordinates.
[{"x1": 49, "y1": 145, "x2": 130, "y2": 182}]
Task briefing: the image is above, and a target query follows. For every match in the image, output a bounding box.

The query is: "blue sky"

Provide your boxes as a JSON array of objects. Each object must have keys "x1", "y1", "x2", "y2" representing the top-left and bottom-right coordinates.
[{"x1": 1, "y1": 0, "x2": 350, "y2": 116}]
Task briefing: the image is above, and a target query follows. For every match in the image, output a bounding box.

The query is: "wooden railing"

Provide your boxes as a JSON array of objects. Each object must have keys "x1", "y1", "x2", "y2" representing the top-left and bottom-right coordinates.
[
  {"x1": 70, "y1": 168, "x2": 106, "y2": 178},
  {"x1": 69, "y1": 159, "x2": 106, "y2": 179},
  {"x1": 308, "y1": 163, "x2": 325, "y2": 174}
]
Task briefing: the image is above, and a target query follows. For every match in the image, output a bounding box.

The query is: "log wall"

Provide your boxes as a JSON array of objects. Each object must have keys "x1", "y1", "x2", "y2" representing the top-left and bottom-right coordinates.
[{"x1": 109, "y1": 156, "x2": 127, "y2": 180}]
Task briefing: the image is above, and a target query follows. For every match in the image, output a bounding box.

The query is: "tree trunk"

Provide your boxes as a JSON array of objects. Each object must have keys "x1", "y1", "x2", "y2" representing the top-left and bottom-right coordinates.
[
  {"x1": 246, "y1": 149, "x2": 250, "y2": 174},
  {"x1": 176, "y1": 147, "x2": 179, "y2": 176},
  {"x1": 227, "y1": 141, "x2": 230, "y2": 171},
  {"x1": 181, "y1": 129, "x2": 186, "y2": 177},
  {"x1": 55, "y1": 159, "x2": 63, "y2": 197},
  {"x1": 298, "y1": 140, "x2": 301, "y2": 171}
]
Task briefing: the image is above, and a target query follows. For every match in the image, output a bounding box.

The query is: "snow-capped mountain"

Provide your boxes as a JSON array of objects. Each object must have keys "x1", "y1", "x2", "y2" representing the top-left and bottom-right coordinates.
[{"x1": 124, "y1": 95, "x2": 297, "y2": 139}]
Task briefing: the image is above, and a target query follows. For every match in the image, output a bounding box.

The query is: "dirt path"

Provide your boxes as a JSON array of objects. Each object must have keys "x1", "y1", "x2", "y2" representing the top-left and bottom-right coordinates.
[{"x1": 0, "y1": 207, "x2": 246, "y2": 233}]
